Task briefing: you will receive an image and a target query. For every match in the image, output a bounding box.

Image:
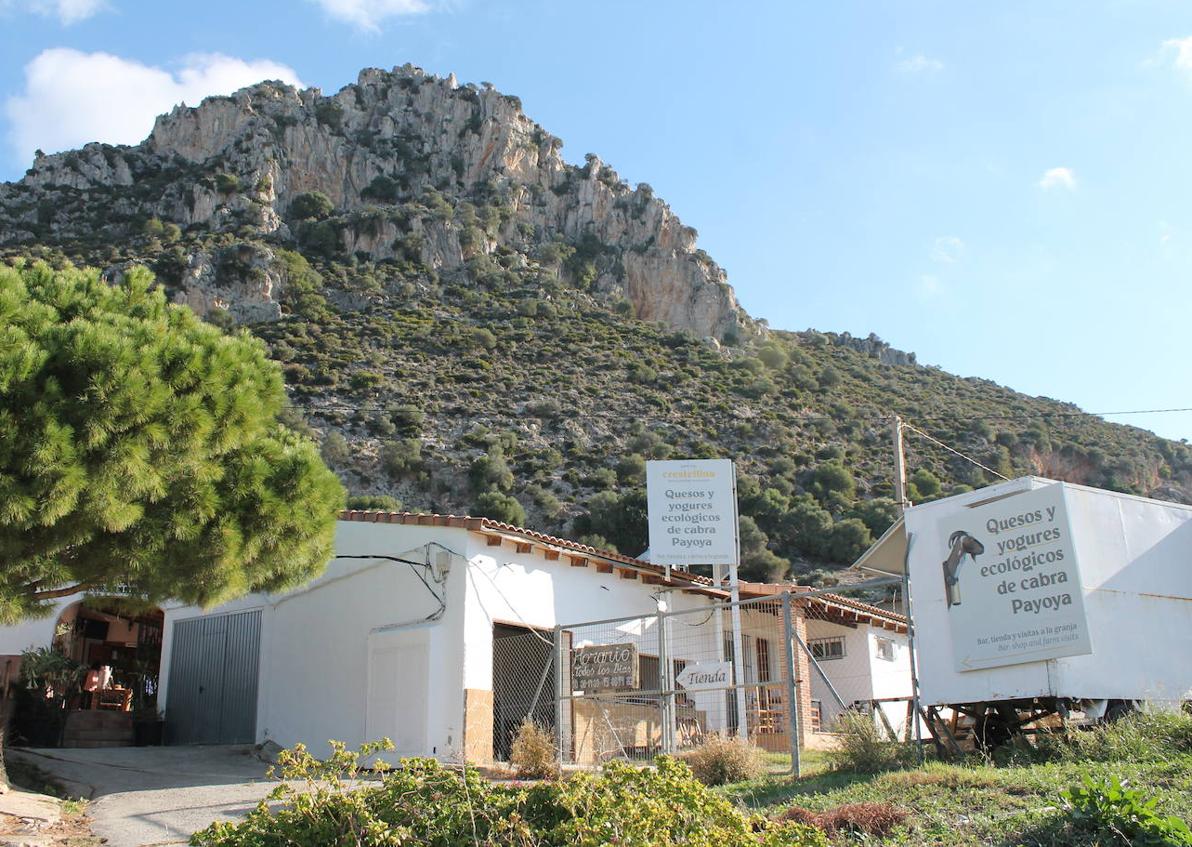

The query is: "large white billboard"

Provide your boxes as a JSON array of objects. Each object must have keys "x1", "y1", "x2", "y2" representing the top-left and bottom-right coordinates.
[
  {"x1": 939, "y1": 483, "x2": 1093, "y2": 671},
  {"x1": 646, "y1": 459, "x2": 738, "y2": 567}
]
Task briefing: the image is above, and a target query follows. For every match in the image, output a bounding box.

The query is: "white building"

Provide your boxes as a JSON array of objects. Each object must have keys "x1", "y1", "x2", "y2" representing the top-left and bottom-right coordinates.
[{"x1": 1, "y1": 511, "x2": 913, "y2": 760}]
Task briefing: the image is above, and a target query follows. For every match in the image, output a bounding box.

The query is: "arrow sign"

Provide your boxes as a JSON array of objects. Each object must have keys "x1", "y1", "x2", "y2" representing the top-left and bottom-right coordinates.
[{"x1": 675, "y1": 661, "x2": 733, "y2": 691}]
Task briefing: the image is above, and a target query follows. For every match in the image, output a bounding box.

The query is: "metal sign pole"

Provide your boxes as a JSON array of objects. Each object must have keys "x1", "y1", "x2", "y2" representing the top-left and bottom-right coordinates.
[
  {"x1": 781, "y1": 591, "x2": 801, "y2": 777},
  {"x1": 553, "y1": 625, "x2": 565, "y2": 768},
  {"x1": 901, "y1": 533, "x2": 925, "y2": 763},
  {"x1": 729, "y1": 464, "x2": 749, "y2": 742}
]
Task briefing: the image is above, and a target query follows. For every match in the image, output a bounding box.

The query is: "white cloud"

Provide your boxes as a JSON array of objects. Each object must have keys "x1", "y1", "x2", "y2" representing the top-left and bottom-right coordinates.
[
  {"x1": 310, "y1": 0, "x2": 431, "y2": 31},
  {"x1": 1039, "y1": 167, "x2": 1077, "y2": 191},
  {"x1": 4, "y1": 49, "x2": 303, "y2": 164},
  {"x1": 895, "y1": 53, "x2": 944, "y2": 74},
  {"x1": 930, "y1": 235, "x2": 964, "y2": 264},
  {"x1": 1159, "y1": 36, "x2": 1192, "y2": 77},
  {"x1": 0, "y1": 0, "x2": 106, "y2": 24}
]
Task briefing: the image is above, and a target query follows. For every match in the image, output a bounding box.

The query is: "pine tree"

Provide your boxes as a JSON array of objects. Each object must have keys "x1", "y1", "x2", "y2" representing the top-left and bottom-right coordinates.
[
  {"x1": 0, "y1": 260, "x2": 344, "y2": 788},
  {"x1": 0, "y1": 261, "x2": 345, "y2": 622}
]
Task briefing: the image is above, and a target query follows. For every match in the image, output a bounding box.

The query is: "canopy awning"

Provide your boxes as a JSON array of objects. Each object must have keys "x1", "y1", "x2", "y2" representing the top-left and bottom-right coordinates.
[{"x1": 852, "y1": 516, "x2": 908, "y2": 576}]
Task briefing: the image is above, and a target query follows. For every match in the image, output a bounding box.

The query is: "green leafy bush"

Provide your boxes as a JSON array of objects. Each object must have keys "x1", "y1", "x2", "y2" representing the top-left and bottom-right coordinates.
[
  {"x1": 290, "y1": 192, "x2": 334, "y2": 221},
  {"x1": 675, "y1": 735, "x2": 765, "y2": 786},
  {"x1": 474, "y1": 490, "x2": 526, "y2": 525},
  {"x1": 345, "y1": 494, "x2": 402, "y2": 511},
  {"x1": 215, "y1": 173, "x2": 240, "y2": 194},
  {"x1": 191, "y1": 744, "x2": 828, "y2": 847},
  {"x1": 1062, "y1": 775, "x2": 1192, "y2": 846}
]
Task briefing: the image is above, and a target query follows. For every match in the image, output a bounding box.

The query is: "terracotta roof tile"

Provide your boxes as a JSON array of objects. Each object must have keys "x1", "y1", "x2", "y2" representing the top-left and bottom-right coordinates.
[
  {"x1": 337, "y1": 511, "x2": 904, "y2": 629},
  {"x1": 338, "y1": 510, "x2": 713, "y2": 587}
]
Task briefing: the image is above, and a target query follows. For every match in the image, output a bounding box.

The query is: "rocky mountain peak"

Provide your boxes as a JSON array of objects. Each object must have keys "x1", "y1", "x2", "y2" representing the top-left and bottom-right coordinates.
[{"x1": 1, "y1": 64, "x2": 750, "y2": 340}]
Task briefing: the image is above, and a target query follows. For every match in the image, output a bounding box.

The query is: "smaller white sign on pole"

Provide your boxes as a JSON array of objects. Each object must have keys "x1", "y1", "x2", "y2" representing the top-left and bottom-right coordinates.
[
  {"x1": 675, "y1": 661, "x2": 734, "y2": 692},
  {"x1": 646, "y1": 459, "x2": 738, "y2": 575},
  {"x1": 646, "y1": 458, "x2": 749, "y2": 739}
]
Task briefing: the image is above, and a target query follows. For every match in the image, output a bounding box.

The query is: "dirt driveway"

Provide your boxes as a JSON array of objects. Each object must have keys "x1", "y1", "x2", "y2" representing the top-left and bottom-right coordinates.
[{"x1": 8, "y1": 746, "x2": 276, "y2": 847}]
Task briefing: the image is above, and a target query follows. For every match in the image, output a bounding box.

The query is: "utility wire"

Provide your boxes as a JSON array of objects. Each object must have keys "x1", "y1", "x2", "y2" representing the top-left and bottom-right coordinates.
[{"x1": 902, "y1": 423, "x2": 1011, "y2": 481}]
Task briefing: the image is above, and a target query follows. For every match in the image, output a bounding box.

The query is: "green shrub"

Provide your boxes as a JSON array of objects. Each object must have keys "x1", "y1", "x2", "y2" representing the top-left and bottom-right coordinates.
[
  {"x1": 319, "y1": 431, "x2": 350, "y2": 466},
  {"x1": 215, "y1": 173, "x2": 240, "y2": 194},
  {"x1": 290, "y1": 191, "x2": 334, "y2": 221},
  {"x1": 379, "y1": 438, "x2": 421, "y2": 479},
  {"x1": 345, "y1": 494, "x2": 402, "y2": 512},
  {"x1": 509, "y1": 719, "x2": 558, "y2": 779},
  {"x1": 827, "y1": 710, "x2": 916, "y2": 773},
  {"x1": 193, "y1": 746, "x2": 827, "y2": 847},
  {"x1": 1062, "y1": 775, "x2": 1192, "y2": 846},
  {"x1": 675, "y1": 735, "x2": 765, "y2": 786},
  {"x1": 474, "y1": 490, "x2": 526, "y2": 525}
]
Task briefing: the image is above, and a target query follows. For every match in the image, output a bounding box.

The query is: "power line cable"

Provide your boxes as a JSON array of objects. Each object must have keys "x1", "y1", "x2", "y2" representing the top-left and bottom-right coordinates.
[{"x1": 902, "y1": 423, "x2": 1011, "y2": 482}]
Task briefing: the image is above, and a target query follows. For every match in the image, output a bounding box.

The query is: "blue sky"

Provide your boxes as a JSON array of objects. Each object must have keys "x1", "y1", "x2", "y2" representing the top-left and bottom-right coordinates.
[{"x1": 2, "y1": 0, "x2": 1191, "y2": 441}]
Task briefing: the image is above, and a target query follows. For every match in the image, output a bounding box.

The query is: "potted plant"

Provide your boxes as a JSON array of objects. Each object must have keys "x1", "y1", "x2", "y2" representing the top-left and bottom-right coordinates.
[{"x1": 133, "y1": 707, "x2": 164, "y2": 746}]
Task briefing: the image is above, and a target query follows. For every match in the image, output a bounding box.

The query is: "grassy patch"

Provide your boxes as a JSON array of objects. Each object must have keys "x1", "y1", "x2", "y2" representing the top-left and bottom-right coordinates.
[{"x1": 719, "y1": 715, "x2": 1192, "y2": 845}]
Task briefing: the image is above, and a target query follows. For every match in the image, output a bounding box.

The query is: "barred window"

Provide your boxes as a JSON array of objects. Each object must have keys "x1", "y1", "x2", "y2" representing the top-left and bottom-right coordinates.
[{"x1": 809, "y1": 636, "x2": 845, "y2": 661}]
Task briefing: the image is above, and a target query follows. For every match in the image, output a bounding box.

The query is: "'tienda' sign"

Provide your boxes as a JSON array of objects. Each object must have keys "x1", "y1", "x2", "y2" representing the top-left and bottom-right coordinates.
[
  {"x1": 646, "y1": 459, "x2": 738, "y2": 567},
  {"x1": 939, "y1": 483, "x2": 1093, "y2": 671}
]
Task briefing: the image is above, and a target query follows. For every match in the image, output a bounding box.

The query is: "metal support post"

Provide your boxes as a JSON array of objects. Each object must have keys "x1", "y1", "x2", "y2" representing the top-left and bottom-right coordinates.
[
  {"x1": 729, "y1": 466, "x2": 749, "y2": 741},
  {"x1": 658, "y1": 601, "x2": 676, "y2": 754},
  {"x1": 901, "y1": 533, "x2": 925, "y2": 763},
  {"x1": 553, "y1": 625, "x2": 565, "y2": 768},
  {"x1": 781, "y1": 592, "x2": 802, "y2": 777}
]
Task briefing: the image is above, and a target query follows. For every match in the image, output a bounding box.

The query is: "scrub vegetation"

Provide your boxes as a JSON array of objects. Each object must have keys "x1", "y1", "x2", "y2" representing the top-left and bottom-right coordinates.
[
  {"x1": 8, "y1": 236, "x2": 1190, "y2": 589},
  {"x1": 190, "y1": 741, "x2": 827, "y2": 847},
  {"x1": 189, "y1": 712, "x2": 1192, "y2": 846}
]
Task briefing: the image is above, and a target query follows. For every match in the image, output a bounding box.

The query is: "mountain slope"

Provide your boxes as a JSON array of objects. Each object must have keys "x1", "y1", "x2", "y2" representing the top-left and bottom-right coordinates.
[{"x1": 3, "y1": 64, "x2": 1189, "y2": 585}]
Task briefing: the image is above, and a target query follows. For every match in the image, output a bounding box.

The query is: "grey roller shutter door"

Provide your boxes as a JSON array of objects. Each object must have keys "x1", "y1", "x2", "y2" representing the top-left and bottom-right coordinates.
[{"x1": 166, "y1": 609, "x2": 261, "y2": 745}]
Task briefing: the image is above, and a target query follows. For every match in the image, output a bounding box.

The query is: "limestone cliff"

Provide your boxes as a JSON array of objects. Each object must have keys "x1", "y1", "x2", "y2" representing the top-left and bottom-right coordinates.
[{"x1": 0, "y1": 65, "x2": 749, "y2": 340}]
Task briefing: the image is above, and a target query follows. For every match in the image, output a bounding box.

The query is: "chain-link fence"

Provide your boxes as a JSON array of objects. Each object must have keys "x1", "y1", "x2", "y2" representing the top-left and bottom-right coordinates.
[{"x1": 539, "y1": 587, "x2": 919, "y2": 775}]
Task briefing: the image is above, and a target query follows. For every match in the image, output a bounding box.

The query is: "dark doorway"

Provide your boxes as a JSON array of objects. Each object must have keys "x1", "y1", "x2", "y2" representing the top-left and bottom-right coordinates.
[{"x1": 491, "y1": 623, "x2": 555, "y2": 761}]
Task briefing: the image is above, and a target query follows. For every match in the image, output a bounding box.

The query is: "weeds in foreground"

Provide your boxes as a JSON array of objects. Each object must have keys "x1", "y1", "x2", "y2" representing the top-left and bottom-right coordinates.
[
  {"x1": 779, "y1": 802, "x2": 908, "y2": 837},
  {"x1": 677, "y1": 735, "x2": 766, "y2": 786},
  {"x1": 1061, "y1": 774, "x2": 1192, "y2": 846},
  {"x1": 509, "y1": 719, "x2": 558, "y2": 780},
  {"x1": 191, "y1": 744, "x2": 827, "y2": 847}
]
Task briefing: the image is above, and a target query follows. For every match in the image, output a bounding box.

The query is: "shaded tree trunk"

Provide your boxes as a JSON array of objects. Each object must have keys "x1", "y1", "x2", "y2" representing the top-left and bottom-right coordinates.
[{"x1": 1, "y1": 728, "x2": 8, "y2": 793}]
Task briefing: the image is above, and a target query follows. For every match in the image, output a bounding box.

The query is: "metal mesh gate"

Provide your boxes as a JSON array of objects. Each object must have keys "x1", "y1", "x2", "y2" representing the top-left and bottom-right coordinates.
[
  {"x1": 492, "y1": 625, "x2": 556, "y2": 761},
  {"x1": 552, "y1": 588, "x2": 919, "y2": 773}
]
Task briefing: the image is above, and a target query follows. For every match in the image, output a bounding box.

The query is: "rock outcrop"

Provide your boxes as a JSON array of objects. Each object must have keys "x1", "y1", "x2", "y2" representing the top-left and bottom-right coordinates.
[{"x1": 0, "y1": 65, "x2": 750, "y2": 340}]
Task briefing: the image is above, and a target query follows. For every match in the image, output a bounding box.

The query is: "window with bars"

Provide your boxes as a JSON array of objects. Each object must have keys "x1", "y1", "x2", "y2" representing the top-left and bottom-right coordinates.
[{"x1": 809, "y1": 636, "x2": 845, "y2": 661}]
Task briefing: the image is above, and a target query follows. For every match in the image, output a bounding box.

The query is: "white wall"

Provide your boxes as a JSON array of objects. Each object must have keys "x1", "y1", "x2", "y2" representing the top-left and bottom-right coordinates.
[
  {"x1": 805, "y1": 618, "x2": 873, "y2": 729},
  {"x1": 866, "y1": 629, "x2": 915, "y2": 737},
  {"x1": 0, "y1": 593, "x2": 86, "y2": 658},
  {"x1": 160, "y1": 521, "x2": 471, "y2": 760},
  {"x1": 460, "y1": 540, "x2": 716, "y2": 693}
]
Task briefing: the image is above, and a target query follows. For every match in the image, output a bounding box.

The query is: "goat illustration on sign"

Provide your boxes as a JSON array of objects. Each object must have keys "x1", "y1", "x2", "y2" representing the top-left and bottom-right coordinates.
[{"x1": 942, "y1": 530, "x2": 984, "y2": 609}]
